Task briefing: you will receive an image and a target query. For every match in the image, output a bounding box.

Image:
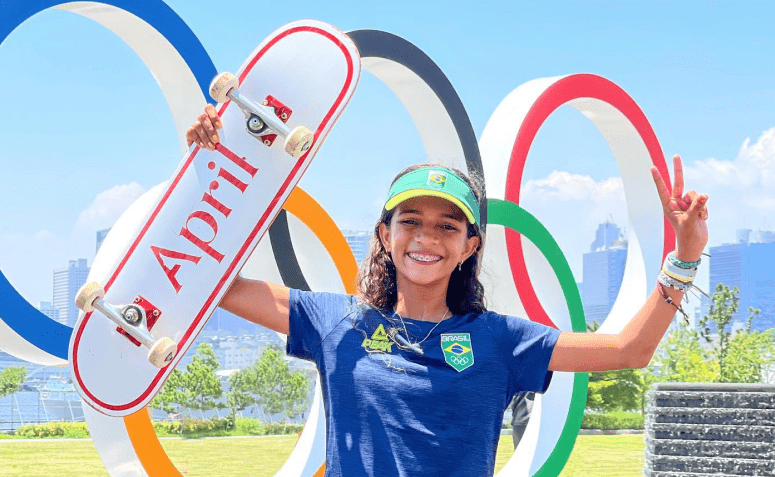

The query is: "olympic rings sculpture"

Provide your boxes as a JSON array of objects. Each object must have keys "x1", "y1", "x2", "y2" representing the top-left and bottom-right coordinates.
[{"x1": 0, "y1": 1, "x2": 672, "y2": 476}]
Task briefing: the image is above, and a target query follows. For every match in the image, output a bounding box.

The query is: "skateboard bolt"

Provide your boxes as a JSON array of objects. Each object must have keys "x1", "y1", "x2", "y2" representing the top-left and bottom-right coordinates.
[
  {"x1": 281, "y1": 113, "x2": 288, "y2": 120},
  {"x1": 263, "y1": 140, "x2": 271, "y2": 146},
  {"x1": 262, "y1": 100, "x2": 269, "y2": 106},
  {"x1": 134, "y1": 297, "x2": 141, "y2": 303},
  {"x1": 153, "y1": 310, "x2": 160, "y2": 317},
  {"x1": 248, "y1": 116, "x2": 264, "y2": 132},
  {"x1": 124, "y1": 307, "x2": 141, "y2": 325}
]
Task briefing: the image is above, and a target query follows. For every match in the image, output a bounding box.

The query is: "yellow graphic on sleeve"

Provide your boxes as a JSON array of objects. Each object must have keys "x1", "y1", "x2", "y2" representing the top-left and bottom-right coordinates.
[{"x1": 361, "y1": 324, "x2": 394, "y2": 352}]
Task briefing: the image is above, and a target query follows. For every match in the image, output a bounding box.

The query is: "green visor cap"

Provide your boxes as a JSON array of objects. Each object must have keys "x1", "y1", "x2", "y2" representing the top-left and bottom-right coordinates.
[{"x1": 383, "y1": 167, "x2": 480, "y2": 225}]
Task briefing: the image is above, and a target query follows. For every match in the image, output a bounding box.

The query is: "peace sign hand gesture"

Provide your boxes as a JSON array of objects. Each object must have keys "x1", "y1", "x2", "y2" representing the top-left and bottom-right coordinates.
[{"x1": 650, "y1": 155, "x2": 709, "y2": 262}]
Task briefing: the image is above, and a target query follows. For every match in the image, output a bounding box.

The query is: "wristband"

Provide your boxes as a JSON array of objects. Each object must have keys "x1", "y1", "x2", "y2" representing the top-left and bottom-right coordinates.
[
  {"x1": 662, "y1": 261, "x2": 697, "y2": 283},
  {"x1": 658, "y1": 270, "x2": 690, "y2": 292},
  {"x1": 668, "y1": 252, "x2": 701, "y2": 270}
]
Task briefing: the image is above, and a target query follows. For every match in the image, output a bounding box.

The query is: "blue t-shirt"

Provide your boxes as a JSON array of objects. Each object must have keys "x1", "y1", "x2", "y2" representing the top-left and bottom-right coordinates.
[{"x1": 286, "y1": 289, "x2": 561, "y2": 477}]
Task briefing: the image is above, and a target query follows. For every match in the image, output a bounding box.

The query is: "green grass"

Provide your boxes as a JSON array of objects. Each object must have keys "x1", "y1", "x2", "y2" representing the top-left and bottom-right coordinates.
[
  {"x1": 0, "y1": 434, "x2": 646, "y2": 476},
  {"x1": 494, "y1": 434, "x2": 647, "y2": 477}
]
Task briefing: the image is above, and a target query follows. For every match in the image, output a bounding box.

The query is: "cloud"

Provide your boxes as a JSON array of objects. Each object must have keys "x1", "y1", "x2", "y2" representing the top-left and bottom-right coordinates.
[
  {"x1": 519, "y1": 171, "x2": 628, "y2": 281},
  {"x1": 517, "y1": 127, "x2": 775, "y2": 321},
  {"x1": 73, "y1": 182, "x2": 146, "y2": 232},
  {"x1": 523, "y1": 171, "x2": 624, "y2": 202},
  {"x1": 0, "y1": 182, "x2": 147, "y2": 305},
  {"x1": 684, "y1": 127, "x2": 775, "y2": 244},
  {"x1": 686, "y1": 128, "x2": 775, "y2": 188}
]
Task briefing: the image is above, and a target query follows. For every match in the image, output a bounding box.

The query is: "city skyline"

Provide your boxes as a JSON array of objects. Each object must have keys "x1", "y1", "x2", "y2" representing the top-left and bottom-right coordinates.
[{"x1": 34, "y1": 220, "x2": 775, "y2": 335}]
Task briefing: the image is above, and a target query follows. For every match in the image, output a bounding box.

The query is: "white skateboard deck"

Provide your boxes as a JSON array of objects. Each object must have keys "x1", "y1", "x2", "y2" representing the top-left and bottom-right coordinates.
[{"x1": 68, "y1": 20, "x2": 360, "y2": 417}]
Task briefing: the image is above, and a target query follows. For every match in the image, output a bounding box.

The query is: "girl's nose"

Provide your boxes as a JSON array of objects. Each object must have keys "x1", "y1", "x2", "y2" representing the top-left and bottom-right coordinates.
[{"x1": 415, "y1": 224, "x2": 440, "y2": 242}]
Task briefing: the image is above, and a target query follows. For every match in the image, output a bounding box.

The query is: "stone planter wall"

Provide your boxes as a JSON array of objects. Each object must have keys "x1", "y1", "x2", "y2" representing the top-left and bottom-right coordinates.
[{"x1": 644, "y1": 383, "x2": 774, "y2": 477}]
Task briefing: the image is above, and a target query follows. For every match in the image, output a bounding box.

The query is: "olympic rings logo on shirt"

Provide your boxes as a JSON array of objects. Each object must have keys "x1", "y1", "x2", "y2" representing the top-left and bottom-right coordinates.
[
  {"x1": 0, "y1": 2, "x2": 671, "y2": 477},
  {"x1": 449, "y1": 355, "x2": 471, "y2": 366}
]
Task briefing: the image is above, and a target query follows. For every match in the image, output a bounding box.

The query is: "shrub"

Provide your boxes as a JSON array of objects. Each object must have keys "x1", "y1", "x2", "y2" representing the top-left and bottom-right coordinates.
[
  {"x1": 15, "y1": 421, "x2": 90, "y2": 438},
  {"x1": 581, "y1": 411, "x2": 644, "y2": 430},
  {"x1": 235, "y1": 417, "x2": 262, "y2": 435},
  {"x1": 154, "y1": 417, "x2": 233, "y2": 437},
  {"x1": 153, "y1": 420, "x2": 182, "y2": 436},
  {"x1": 263, "y1": 422, "x2": 303, "y2": 436},
  {"x1": 11, "y1": 417, "x2": 303, "y2": 438}
]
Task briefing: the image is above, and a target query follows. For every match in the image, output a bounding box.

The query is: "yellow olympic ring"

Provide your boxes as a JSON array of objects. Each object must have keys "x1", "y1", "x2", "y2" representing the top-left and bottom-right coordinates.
[{"x1": 120, "y1": 186, "x2": 356, "y2": 476}]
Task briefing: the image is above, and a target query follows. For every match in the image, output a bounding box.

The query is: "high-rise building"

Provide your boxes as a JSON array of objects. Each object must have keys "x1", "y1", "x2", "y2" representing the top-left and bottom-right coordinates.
[
  {"x1": 343, "y1": 230, "x2": 372, "y2": 266},
  {"x1": 581, "y1": 222, "x2": 627, "y2": 326},
  {"x1": 704, "y1": 229, "x2": 775, "y2": 333},
  {"x1": 590, "y1": 221, "x2": 622, "y2": 252},
  {"x1": 96, "y1": 228, "x2": 111, "y2": 254},
  {"x1": 52, "y1": 259, "x2": 90, "y2": 328},
  {"x1": 36, "y1": 302, "x2": 59, "y2": 322}
]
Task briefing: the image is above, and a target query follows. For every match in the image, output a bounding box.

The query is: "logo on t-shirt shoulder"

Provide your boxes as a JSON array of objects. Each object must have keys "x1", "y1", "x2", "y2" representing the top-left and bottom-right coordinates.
[
  {"x1": 441, "y1": 333, "x2": 474, "y2": 372},
  {"x1": 362, "y1": 324, "x2": 393, "y2": 352}
]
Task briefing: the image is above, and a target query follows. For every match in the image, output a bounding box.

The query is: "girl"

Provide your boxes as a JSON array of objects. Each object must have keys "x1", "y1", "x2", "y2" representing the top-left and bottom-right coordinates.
[{"x1": 189, "y1": 105, "x2": 708, "y2": 476}]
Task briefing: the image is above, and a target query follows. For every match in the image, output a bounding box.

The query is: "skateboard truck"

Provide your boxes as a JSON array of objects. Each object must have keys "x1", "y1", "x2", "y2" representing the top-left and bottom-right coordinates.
[
  {"x1": 258, "y1": 95, "x2": 293, "y2": 147},
  {"x1": 75, "y1": 282, "x2": 177, "y2": 368},
  {"x1": 209, "y1": 72, "x2": 314, "y2": 158}
]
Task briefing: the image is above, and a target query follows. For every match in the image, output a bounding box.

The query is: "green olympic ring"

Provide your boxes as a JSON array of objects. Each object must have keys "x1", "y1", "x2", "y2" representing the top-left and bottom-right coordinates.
[{"x1": 487, "y1": 198, "x2": 588, "y2": 477}]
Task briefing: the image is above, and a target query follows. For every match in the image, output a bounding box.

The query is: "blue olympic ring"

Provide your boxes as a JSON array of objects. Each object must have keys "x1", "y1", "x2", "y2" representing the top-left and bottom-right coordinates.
[{"x1": 0, "y1": 0, "x2": 216, "y2": 360}]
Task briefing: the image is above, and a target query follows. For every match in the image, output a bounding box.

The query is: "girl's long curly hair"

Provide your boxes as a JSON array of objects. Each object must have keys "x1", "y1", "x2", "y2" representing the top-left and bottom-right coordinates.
[{"x1": 356, "y1": 164, "x2": 486, "y2": 315}]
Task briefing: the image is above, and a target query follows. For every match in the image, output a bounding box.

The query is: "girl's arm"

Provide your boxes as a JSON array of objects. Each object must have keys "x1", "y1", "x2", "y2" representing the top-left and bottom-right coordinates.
[
  {"x1": 548, "y1": 155, "x2": 708, "y2": 372},
  {"x1": 219, "y1": 276, "x2": 291, "y2": 335}
]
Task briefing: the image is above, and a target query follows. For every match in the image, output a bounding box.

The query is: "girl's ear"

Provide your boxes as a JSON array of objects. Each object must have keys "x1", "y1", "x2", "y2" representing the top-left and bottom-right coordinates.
[
  {"x1": 462, "y1": 234, "x2": 480, "y2": 263},
  {"x1": 378, "y1": 222, "x2": 391, "y2": 255}
]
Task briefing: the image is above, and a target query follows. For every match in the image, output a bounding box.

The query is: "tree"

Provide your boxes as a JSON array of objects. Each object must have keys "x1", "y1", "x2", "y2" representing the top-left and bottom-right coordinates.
[
  {"x1": 698, "y1": 283, "x2": 775, "y2": 383},
  {"x1": 225, "y1": 367, "x2": 256, "y2": 418},
  {"x1": 151, "y1": 342, "x2": 224, "y2": 414},
  {"x1": 229, "y1": 345, "x2": 310, "y2": 421},
  {"x1": 646, "y1": 284, "x2": 775, "y2": 393},
  {"x1": 646, "y1": 322, "x2": 718, "y2": 383},
  {"x1": 0, "y1": 367, "x2": 27, "y2": 398},
  {"x1": 587, "y1": 368, "x2": 643, "y2": 412},
  {"x1": 151, "y1": 368, "x2": 186, "y2": 414},
  {"x1": 643, "y1": 319, "x2": 720, "y2": 410}
]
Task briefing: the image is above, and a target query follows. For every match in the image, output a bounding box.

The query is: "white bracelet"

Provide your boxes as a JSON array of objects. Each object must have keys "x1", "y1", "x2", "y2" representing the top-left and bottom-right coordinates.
[
  {"x1": 662, "y1": 255, "x2": 697, "y2": 283},
  {"x1": 658, "y1": 270, "x2": 690, "y2": 292}
]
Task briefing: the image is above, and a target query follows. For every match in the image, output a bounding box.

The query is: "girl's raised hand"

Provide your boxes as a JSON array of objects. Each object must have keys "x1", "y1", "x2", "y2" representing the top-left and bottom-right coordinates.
[{"x1": 650, "y1": 155, "x2": 708, "y2": 262}]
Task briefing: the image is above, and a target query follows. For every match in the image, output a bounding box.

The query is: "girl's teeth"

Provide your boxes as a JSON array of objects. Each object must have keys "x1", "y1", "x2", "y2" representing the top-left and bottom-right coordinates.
[{"x1": 410, "y1": 253, "x2": 439, "y2": 262}]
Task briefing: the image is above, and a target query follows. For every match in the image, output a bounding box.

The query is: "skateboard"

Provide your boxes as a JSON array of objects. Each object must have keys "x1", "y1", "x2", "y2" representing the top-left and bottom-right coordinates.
[{"x1": 68, "y1": 20, "x2": 361, "y2": 417}]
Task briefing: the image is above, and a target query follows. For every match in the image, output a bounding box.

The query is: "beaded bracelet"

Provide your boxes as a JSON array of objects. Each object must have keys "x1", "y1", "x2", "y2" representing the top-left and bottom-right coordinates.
[
  {"x1": 657, "y1": 280, "x2": 690, "y2": 325},
  {"x1": 667, "y1": 252, "x2": 701, "y2": 270}
]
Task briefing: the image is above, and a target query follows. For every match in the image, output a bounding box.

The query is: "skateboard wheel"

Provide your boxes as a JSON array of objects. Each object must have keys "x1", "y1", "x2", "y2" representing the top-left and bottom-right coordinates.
[
  {"x1": 148, "y1": 337, "x2": 177, "y2": 368},
  {"x1": 284, "y1": 126, "x2": 314, "y2": 158},
  {"x1": 75, "y1": 282, "x2": 105, "y2": 313},
  {"x1": 209, "y1": 72, "x2": 239, "y2": 103}
]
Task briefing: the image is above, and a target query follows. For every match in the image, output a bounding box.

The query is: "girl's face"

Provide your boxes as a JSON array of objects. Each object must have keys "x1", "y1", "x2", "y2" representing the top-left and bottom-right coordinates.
[{"x1": 379, "y1": 196, "x2": 480, "y2": 292}]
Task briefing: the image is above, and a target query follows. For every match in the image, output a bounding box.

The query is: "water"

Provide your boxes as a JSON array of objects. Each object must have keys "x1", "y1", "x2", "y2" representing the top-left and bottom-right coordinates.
[{"x1": 644, "y1": 383, "x2": 775, "y2": 477}]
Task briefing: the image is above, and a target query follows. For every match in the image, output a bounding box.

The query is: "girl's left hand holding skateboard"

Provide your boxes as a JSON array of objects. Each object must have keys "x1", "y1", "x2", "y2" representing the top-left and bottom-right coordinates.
[{"x1": 186, "y1": 104, "x2": 222, "y2": 151}]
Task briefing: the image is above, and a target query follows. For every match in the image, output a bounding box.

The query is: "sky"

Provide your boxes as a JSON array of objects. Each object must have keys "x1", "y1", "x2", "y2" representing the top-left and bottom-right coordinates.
[{"x1": 1, "y1": 0, "x2": 774, "y2": 315}]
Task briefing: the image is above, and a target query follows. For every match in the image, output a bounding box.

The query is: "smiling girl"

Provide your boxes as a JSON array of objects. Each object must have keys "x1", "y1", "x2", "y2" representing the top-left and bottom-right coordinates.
[{"x1": 188, "y1": 106, "x2": 709, "y2": 476}]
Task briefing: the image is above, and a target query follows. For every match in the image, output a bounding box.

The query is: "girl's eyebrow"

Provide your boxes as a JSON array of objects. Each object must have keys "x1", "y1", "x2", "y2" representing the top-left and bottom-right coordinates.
[
  {"x1": 398, "y1": 208, "x2": 464, "y2": 221},
  {"x1": 396, "y1": 208, "x2": 421, "y2": 216}
]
